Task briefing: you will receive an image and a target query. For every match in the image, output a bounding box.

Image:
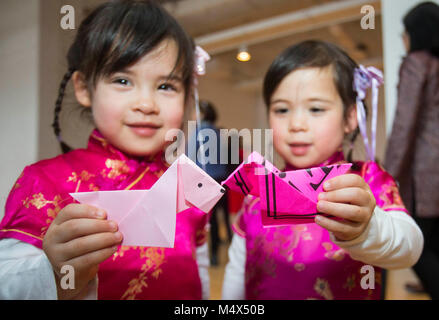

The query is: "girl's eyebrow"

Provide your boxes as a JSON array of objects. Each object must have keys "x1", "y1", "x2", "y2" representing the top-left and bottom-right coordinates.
[
  {"x1": 160, "y1": 74, "x2": 183, "y2": 82},
  {"x1": 113, "y1": 69, "x2": 134, "y2": 76},
  {"x1": 307, "y1": 97, "x2": 333, "y2": 104},
  {"x1": 112, "y1": 70, "x2": 183, "y2": 82},
  {"x1": 270, "y1": 98, "x2": 290, "y2": 105}
]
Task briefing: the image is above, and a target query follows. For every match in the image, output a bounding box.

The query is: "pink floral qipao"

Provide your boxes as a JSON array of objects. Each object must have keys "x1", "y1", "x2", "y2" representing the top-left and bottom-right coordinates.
[
  {"x1": 0, "y1": 130, "x2": 208, "y2": 299},
  {"x1": 233, "y1": 152, "x2": 407, "y2": 300}
]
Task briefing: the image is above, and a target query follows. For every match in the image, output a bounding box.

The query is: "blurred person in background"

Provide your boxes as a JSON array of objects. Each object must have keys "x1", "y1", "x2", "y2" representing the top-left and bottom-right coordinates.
[
  {"x1": 384, "y1": 1, "x2": 439, "y2": 299},
  {"x1": 190, "y1": 100, "x2": 233, "y2": 266}
]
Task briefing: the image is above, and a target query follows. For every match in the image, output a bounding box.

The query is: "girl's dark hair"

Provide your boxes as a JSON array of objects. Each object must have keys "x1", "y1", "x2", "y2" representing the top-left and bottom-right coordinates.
[
  {"x1": 263, "y1": 40, "x2": 362, "y2": 162},
  {"x1": 403, "y1": 2, "x2": 439, "y2": 57},
  {"x1": 53, "y1": 0, "x2": 195, "y2": 153}
]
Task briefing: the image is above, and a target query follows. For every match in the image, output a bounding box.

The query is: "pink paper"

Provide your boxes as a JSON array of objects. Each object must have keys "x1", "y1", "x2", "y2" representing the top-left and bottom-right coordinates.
[
  {"x1": 70, "y1": 154, "x2": 225, "y2": 247},
  {"x1": 221, "y1": 152, "x2": 351, "y2": 226}
]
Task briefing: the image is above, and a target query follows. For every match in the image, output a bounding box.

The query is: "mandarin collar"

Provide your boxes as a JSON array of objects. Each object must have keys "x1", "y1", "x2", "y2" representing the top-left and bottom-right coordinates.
[{"x1": 87, "y1": 129, "x2": 168, "y2": 170}]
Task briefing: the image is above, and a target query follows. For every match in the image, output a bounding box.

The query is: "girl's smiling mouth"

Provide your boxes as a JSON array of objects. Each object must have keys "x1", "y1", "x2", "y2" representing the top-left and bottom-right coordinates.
[
  {"x1": 127, "y1": 122, "x2": 162, "y2": 137},
  {"x1": 289, "y1": 142, "x2": 312, "y2": 156}
]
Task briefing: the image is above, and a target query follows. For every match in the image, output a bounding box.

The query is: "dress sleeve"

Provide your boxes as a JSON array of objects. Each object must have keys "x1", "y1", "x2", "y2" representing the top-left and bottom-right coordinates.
[
  {"x1": 332, "y1": 207, "x2": 423, "y2": 269},
  {"x1": 333, "y1": 162, "x2": 424, "y2": 268},
  {"x1": 0, "y1": 238, "x2": 57, "y2": 299},
  {"x1": 361, "y1": 161, "x2": 408, "y2": 213},
  {"x1": 195, "y1": 242, "x2": 210, "y2": 300},
  {"x1": 222, "y1": 234, "x2": 246, "y2": 299},
  {"x1": 384, "y1": 53, "x2": 429, "y2": 180},
  {"x1": 0, "y1": 165, "x2": 71, "y2": 249}
]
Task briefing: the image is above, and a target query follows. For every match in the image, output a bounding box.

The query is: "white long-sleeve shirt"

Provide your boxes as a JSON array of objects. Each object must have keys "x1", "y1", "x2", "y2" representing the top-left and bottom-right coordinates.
[
  {"x1": 222, "y1": 207, "x2": 424, "y2": 299},
  {"x1": 0, "y1": 240, "x2": 210, "y2": 300}
]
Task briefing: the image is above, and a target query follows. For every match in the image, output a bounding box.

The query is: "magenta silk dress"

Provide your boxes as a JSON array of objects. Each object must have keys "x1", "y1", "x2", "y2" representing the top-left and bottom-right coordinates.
[
  {"x1": 233, "y1": 151, "x2": 408, "y2": 300},
  {"x1": 0, "y1": 130, "x2": 208, "y2": 300}
]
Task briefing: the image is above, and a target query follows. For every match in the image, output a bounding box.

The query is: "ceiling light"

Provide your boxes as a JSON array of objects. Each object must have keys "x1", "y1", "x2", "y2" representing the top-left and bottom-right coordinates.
[{"x1": 237, "y1": 45, "x2": 251, "y2": 62}]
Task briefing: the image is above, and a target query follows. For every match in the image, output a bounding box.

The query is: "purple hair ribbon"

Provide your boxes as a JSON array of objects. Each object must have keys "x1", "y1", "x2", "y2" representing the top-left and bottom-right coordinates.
[
  {"x1": 193, "y1": 46, "x2": 211, "y2": 170},
  {"x1": 353, "y1": 65, "x2": 383, "y2": 161}
]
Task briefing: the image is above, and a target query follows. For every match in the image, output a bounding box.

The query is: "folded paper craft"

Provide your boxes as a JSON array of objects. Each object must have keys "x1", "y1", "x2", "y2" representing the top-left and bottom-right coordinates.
[
  {"x1": 221, "y1": 152, "x2": 352, "y2": 226},
  {"x1": 70, "y1": 154, "x2": 225, "y2": 247}
]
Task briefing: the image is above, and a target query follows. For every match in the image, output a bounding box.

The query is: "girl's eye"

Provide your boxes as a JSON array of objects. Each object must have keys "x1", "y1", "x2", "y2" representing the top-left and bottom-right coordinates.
[
  {"x1": 113, "y1": 78, "x2": 131, "y2": 86},
  {"x1": 310, "y1": 106, "x2": 325, "y2": 113},
  {"x1": 158, "y1": 83, "x2": 178, "y2": 92},
  {"x1": 273, "y1": 108, "x2": 289, "y2": 114}
]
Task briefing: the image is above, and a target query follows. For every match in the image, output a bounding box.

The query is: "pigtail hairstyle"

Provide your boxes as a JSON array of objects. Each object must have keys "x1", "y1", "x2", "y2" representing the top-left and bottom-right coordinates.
[
  {"x1": 52, "y1": 68, "x2": 75, "y2": 153},
  {"x1": 52, "y1": 0, "x2": 195, "y2": 154}
]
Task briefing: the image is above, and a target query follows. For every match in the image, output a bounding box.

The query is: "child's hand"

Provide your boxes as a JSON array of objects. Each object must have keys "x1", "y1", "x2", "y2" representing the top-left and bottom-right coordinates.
[
  {"x1": 315, "y1": 174, "x2": 376, "y2": 242},
  {"x1": 42, "y1": 204, "x2": 123, "y2": 299}
]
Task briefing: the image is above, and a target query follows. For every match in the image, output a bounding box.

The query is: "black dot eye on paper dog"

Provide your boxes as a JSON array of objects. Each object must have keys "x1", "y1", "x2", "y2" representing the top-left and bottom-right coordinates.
[{"x1": 198, "y1": 183, "x2": 203, "y2": 188}]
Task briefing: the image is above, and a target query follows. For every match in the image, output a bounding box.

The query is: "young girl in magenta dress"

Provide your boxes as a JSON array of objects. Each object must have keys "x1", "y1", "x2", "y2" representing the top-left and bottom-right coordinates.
[
  {"x1": 222, "y1": 40, "x2": 424, "y2": 300},
  {"x1": 0, "y1": 0, "x2": 210, "y2": 300}
]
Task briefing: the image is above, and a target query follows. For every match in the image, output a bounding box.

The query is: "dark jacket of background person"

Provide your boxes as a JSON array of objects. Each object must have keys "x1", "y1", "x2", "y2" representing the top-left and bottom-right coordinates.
[
  {"x1": 384, "y1": 50, "x2": 439, "y2": 218},
  {"x1": 194, "y1": 120, "x2": 230, "y2": 181}
]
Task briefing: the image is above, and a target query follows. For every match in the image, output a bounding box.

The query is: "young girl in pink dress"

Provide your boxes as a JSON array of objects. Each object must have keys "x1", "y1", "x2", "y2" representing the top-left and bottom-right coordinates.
[
  {"x1": 0, "y1": 0, "x2": 210, "y2": 300},
  {"x1": 222, "y1": 40, "x2": 424, "y2": 300}
]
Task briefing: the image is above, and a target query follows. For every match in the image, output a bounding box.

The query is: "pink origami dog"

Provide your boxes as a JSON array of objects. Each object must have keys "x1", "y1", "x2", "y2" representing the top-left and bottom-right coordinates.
[
  {"x1": 221, "y1": 152, "x2": 352, "y2": 226},
  {"x1": 71, "y1": 154, "x2": 225, "y2": 248}
]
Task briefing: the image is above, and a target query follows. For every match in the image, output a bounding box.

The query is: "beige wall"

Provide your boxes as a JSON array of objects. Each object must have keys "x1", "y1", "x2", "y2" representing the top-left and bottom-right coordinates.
[
  {"x1": 0, "y1": 0, "x2": 95, "y2": 217},
  {"x1": 39, "y1": 0, "x2": 95, "y2": 161},
  {"x1": 0, "y1": 0, "x2": 40, "y2": 215}
]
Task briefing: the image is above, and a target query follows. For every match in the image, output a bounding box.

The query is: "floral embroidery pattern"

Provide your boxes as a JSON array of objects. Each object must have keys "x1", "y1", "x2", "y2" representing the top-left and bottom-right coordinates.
[
  {"x1": 22, "y1": 193, "x2": 52, "y2": 210},
  {"x1": 40, "y1": 195, "x2": 65, "y2": 237},
  {"x1": 322, "y1": 242, "x2": 346, "y2": 262},
  {"x1": 246, "y1": 233, "x2": 277, "y2": 297},
  {"x1": 314, "y1": 278, "x2": 334, "y2": 300},
  {"x1": 88, "y1": 183, "x2": 100, "y2": 191},
  {"x1": 121, "y1": 247, "x2": 166, "y2": 300},
  {"x1": 343, "y1": 274, "x2": 356, "y2": 292},
  {"x1": 302, "y1": 232, "x2": 313, "y2": 241},
  {"x1": 294, "y1": 263, "x2": 305, "y2": 272},
  {"x1": 68, "y1": 171, "x2": 96, "y2": 192},
  {"x1": 277, "y1": 226, "x2": 307, "y2": 262},
  {"x1": 379, "y1": 182, "x2": 405, "y2": 209},
  {"x1": 112, "y1": 246, "x2": 132, "y2": 261},
  {"x1": 101, "y1": 159, "x2": 131, "y2": 180},
  {"x1": 13, "y1": 172, "x2": 24, "y2": 190}
]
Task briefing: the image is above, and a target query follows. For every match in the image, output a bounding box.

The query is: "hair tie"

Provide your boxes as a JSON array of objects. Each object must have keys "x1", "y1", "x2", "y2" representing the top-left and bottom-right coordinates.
[
  {"x1": 353, "y1": 65, "x2": 383, "y2": 161},
  {"x1": 194, "y1": 46, "x2": 210, "y2": 79}
]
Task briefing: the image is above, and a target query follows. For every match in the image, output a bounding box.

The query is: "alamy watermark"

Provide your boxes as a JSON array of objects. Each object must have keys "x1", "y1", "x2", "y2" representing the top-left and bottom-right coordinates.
[
  {"x1": 360, "y1": 264, "x2": 375, "y2": 290},
  {"x1": 60, "y1": 264, "x2": 75, "y2": 290},
  {"x1": 60, "y1": 4, "x2": 375, "y2": 32},
  {"x1": 164, "y1": 121, "x2": 274, "y2": 167},
  {"x1": 60, "y1": 5, "x2": 75, "y2": 30},
  {"x1": 361, "y1": 5, "x2": 375, "y2": 30}
]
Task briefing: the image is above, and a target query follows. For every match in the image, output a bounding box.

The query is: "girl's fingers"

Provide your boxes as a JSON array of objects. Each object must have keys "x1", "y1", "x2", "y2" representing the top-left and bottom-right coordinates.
[
  {"x1": 317, "y1": 200, "x2": 367, "y2": 223},
  {"x1": 323, "y1": 174, "x2": 367, "y2": 191},
  {"x1": 66, "y1": 245, "x2": 120, "y2": 273},
  {"x1": 54, "y1": 218, "x2": 118, "y2": 243},
  {"x1": 54, "y1": 204, "x2": 107, "y2": 225},
  {"x1": 314, "y1": 214, "x2": 361, "y2": 238},
  {"x1": 318, "y1": 187, "x2": 369, "y2": 207},
  {"x1": 61, "y1": 231, "x2": 123, "y2": 261}
]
